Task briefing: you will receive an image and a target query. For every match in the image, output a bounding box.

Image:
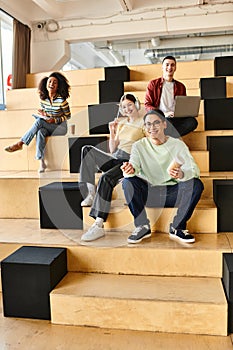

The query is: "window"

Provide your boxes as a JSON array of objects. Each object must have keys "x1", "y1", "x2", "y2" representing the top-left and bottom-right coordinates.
[{"x1": 0, "y1": 10, "x2": 13, "y2": 110}]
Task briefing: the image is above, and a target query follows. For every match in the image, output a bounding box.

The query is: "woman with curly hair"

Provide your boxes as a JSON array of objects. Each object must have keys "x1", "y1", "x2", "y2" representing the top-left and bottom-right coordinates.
[{"x1": 5, "y1": 72, "x2": 71, "y2": 173}]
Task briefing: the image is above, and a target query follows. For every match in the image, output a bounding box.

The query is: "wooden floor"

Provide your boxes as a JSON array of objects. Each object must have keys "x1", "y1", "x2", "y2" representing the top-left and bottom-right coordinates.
[
  {"x1": 0, "y1": 219, "x2": 233, "y2": 349},
  {"x1": 0, "y1": 299, "x2": 232, "y2": 350}
]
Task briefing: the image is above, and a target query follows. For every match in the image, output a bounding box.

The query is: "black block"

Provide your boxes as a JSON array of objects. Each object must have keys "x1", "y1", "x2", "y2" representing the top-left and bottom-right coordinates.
[
  {"x1": 213, "y1": 180, "x2": 233, "y2": 232},
  {"x1": 222, "y1": 253, "x2": 233, "y2": 333},
  {"x1": 99, "y1": 80, "x2": 124, "y2": 103},
  {"x1": 39, "y1": 182, "x2": 85, "y2": 229},
  {"x1": 214, "y1": 56, "x2": 233, "y2": 77},
  {"x1": 104, "y1": 66, "x2": 130, "y2": 81},
  {"x1": 228, "y1": 299, "x2": 233, "y2": 334},
  {"x1": 68, "y1": 136, "x2": 108, "y2": 173},
  {"x1": 222, "y1": 253, "x2": 233, "y2": 300},
  {"x1": 204, "y1": 98, "x2": 233, "y2": 130},
  {"x1": 88, "y1": 102, "x2": 119, "y2": 134},
  {"x1": 200, "y1": 77, "x2": 226, "y2": 99},
  {"x1": 1, "y1": 246, "x2": 67, "y2": 320},
  {"x1": 207, "y1": 136, "x2": 233, "y2": 172}
]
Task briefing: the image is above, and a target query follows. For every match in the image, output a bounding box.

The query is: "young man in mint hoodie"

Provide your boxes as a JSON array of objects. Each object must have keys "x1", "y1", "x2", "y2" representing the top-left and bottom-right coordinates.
[{"x1": 121, "y1": 109, "x2": 204, "y2": 244}]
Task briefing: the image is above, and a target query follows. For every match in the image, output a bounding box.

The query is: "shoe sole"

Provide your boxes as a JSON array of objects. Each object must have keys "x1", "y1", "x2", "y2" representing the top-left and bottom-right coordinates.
[
  {"x1": 169, "y1": 233, "x2": 195, "y2": 243},
  {"x1": 81, "y1": 233, "x2": 105, "y2": 242},
  {"x1": 127, "y1": 232, "x2": 152, "y2": 244},
  {"x1": 5, "y1": 146, "x2": 23, "y2": 152}
]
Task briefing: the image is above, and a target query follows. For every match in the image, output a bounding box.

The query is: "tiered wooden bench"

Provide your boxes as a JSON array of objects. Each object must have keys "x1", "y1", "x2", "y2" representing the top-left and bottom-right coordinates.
[{"x1": 0, "y1": 59, "x2": 233, "y2": 338}]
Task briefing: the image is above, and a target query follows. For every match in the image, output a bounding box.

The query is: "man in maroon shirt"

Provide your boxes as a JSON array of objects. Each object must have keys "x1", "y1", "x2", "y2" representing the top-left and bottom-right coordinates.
[{"x1": 145, "y1": 56, "x2": 198, "y2": 137}]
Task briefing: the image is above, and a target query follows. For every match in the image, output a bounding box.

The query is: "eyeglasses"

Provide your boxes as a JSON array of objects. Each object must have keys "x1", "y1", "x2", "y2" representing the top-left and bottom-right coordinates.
[{"x1": 144, "y1": 120, "x2": 161, "y2": 128}]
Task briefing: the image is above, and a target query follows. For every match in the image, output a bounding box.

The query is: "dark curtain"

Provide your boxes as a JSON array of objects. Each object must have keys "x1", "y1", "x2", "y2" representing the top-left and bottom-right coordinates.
[{"x1": 12, "y1": 19, "x2": 31, "y2": 89}]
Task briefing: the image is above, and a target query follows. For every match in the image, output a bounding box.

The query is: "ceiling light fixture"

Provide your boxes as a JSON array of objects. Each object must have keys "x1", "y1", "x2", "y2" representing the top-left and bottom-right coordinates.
[{"x1": 45, "y1": 20, "x2": 59, "y2": 32}]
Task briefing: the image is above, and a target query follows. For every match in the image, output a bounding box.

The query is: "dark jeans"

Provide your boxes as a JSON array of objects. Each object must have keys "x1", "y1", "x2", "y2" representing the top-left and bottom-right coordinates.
[
  {"x1": 79, "y1": 145, "x2": 129, "y2": 221},
  {"x1": 165, "y1": 117, "x2": 198, "y2": 138},
  {"x1": 122, "y1": 176, "x2": 204, "y2": 229}
]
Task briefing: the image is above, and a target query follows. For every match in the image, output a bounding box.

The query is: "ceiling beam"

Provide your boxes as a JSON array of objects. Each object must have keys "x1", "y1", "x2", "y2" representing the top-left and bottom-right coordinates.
[
  {"x1": 32, "y1": 0, "x2": 62, "y2": 19},
  {"x1": 118, "y1": 0, "x2": 133, "y2": 12}
]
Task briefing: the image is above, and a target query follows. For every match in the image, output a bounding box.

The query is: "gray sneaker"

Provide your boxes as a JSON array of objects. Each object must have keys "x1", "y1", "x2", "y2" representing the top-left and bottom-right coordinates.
[
  {"x1": 81, "y1": 223, "x2": 105, "y2": 242},
  {"x1": 127, "y1": 225, "x2": 151, "y2": 244}
]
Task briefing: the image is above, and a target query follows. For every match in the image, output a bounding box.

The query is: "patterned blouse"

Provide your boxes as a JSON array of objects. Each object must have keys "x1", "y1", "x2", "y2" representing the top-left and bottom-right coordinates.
[{"x1": 40, "y1": 94, "x2": 71, "y2": 124}]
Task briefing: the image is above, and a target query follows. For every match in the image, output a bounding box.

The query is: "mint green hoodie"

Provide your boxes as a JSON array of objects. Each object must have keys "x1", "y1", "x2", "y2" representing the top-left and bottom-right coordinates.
[{"x1": 127, "y1": 137, "x2": 200, "y2": 186}]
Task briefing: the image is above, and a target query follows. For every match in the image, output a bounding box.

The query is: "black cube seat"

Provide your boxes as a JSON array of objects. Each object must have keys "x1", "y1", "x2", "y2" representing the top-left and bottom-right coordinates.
[
  {"x1": 200, "y1": 77, "x2": 226, "y2": 99},
  {"x1": 39, "y1": 181, "x2": 86, "y2": 229},
  {"x1": 1, "y1": 246, "x2": 67, "y2": 320},
  {"x1": 214, "y1": 56, "x2": 233, "y2": 76},
  {"x1": 68, "y1": 136, "x2": 108, "y2": 173},
  {"x1": 222, "y1": 253, "x2": 233, "y2": 333},
  {"x1": 213, "y1": 180, "x2": 233, "y2": 231},
  {"x1": 99, "y1": 80, "x2": 124, "y2": 103},
  {"x1": 104, "y1": 65, "x2": 130, "y2": 81}
]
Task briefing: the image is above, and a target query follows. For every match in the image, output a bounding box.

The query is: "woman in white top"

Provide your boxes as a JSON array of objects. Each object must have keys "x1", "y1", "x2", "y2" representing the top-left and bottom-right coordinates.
[{"x1": 80, "y1": 93, "x2": 145, "y2": 242}]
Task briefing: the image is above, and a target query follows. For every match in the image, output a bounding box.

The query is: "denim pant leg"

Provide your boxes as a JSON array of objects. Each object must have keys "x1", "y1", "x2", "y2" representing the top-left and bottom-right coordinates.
[
  {"x1": 21, "y1": 119, "x2": 67, "y2": 159},
  {"x1": 165, "y1": 178, "x2": 204, "y2": 229},
  {"x1": 90, "y1": 160, "x2": 126, "y2": 221},
  {"x1": 35, "y1": 121, "x2": 67, "y2": 160},
  {"x1": 122, "y1": 176, "x2": 150, "y2": 227}
]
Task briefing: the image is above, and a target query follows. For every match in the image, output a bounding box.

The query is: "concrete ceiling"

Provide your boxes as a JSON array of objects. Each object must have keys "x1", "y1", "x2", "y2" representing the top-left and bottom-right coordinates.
[{"x1": 1, "y1": 0, "x2": 233, "y2": 69}]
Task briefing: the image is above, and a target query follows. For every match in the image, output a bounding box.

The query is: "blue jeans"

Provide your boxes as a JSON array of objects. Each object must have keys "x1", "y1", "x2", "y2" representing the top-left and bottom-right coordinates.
[
  {"x1": 122, "y1": 176, "x2": 204, "y2": 229},
  {"x1": 21, "y1": 118, "x2": 67, "y2": 159}
]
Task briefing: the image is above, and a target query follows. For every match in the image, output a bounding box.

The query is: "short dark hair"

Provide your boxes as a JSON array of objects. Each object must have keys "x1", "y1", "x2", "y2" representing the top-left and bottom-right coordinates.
[
  {"x1": 162, "y1": 55, "x2": 176, "y2": 63},
  {"x1": 143, "y1": 109, "x2": 166, "y2": 122}
]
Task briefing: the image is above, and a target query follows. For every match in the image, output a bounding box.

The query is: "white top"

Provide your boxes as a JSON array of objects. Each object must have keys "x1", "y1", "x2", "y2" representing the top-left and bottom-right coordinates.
[{"x1": 159, "y1": 81, "x2": 175, "y2": 113}]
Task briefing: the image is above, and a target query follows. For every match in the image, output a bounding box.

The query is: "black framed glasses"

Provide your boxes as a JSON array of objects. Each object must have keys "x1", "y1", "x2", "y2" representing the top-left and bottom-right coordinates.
[{"x1": 144, "y1": 120, "x2": 161, "y2": 128}]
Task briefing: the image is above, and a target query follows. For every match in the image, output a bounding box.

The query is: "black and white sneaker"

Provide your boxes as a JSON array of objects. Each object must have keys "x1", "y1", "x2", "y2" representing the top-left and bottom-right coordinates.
[
  {"x1": 127, "y1": 225, "x2": 151, "y2": 244},
  {"x1": 169, "y1": 224, "x2": 195, "y2": 243}
]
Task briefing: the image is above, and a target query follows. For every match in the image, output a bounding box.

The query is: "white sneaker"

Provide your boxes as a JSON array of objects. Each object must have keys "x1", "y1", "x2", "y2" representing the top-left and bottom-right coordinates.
[
  {"x1": 81, "y1": 194, "x2": 94, "y2": 207},
  {"x1": 81, "y1": 223, "x2": 105, "y2": 242}
]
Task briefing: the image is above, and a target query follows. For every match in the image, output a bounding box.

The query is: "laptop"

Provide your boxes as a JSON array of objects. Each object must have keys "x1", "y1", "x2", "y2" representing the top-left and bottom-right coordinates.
[{"x1": 174, "y1": 96, "x2": 201, "y2": 118}]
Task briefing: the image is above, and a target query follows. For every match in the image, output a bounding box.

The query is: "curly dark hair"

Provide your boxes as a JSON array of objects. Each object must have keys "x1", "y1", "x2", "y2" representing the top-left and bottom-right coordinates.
[{"x1": 38, "y1": 72, "x2": 70, "y2": 100}]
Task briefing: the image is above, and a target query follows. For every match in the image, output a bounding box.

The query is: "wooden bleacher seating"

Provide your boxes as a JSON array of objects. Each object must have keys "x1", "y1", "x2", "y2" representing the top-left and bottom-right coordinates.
[{"x1": 1, "y1": 59, "x2": 233, "y2": 337}]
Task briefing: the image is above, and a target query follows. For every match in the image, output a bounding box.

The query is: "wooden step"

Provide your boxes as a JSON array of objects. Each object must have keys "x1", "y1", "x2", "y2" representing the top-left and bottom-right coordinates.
[
  {"x1": 0, "y1": 136, "x2": 69, "y2": 172},
  {"x1": 191, "y1": 150, "x2": 209, "y2": 172},
  {"x1": 0, "y1": 171, "x2": 79, "y2": 218},
  {"x1": 227, "y1": 76, "x2": 233, "y2": 97},
  {"x1": 26, "y1": 68, "x2": 105, "y2": 88},
  {"x1": 0, "y1": 107, "x2": 88, "y2": 139},
  {"x1": 183, "y1": 130, "x2": 233, "y2": 151},
  {"x1": 50, "y1": 272, "x2": 227, "y2": 336},
  {"x1": 0, "y1": 290, "x2": 232, "y2": 350},
  {"x1": 1, "y1": 170, "x2": 231, "y2": 220},
  {"x1": 5, "y1": 86, "x2": 98, "y2": 110},
  {"x1": 129, "y1": 60, "x2": 214, "y2": 81},
  {"x1": 0, "y1": 169, "x2": 216, "y2": 228},
  {"x1": 6, "y1": 88, "x2": 39, "y2": 110},
  {"x1": 0, "y1": 219, "x2": 231, "y2": 277},
  {"x1": 83, "y1": 198, "x2": 217, "y2": 233}
]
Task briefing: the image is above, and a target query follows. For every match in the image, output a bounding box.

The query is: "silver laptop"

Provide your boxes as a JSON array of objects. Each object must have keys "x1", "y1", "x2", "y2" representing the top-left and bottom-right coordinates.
[{"x1": 174, "y1": 96, "x2": 201, "y2": 118}]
